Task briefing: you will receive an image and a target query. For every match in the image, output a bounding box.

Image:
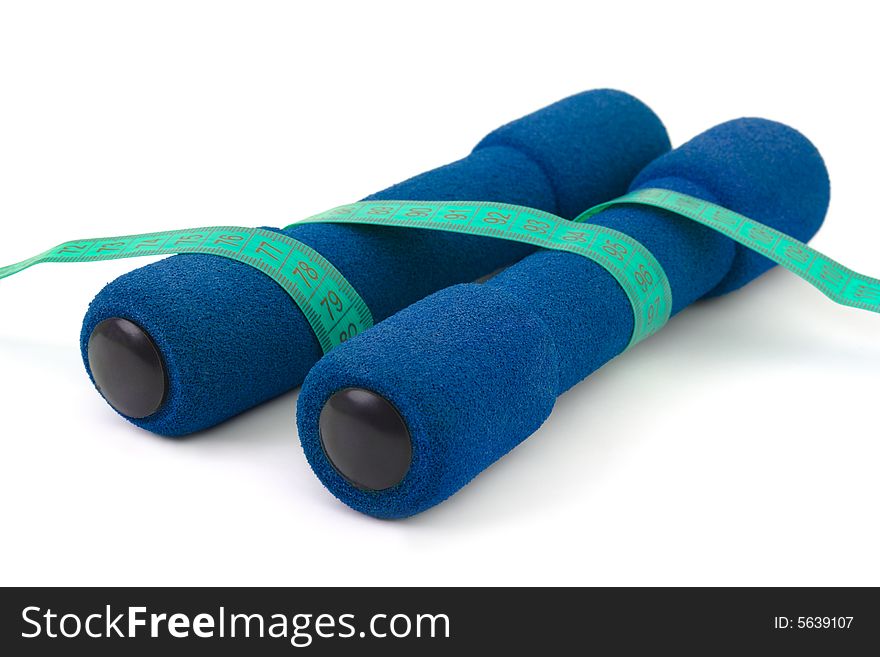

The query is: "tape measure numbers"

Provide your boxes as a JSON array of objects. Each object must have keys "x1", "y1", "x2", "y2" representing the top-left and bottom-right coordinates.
[
  {"x1": 579, "y1": 188, "x2": 880, "y2": 312},
  {"x1": 2, "y1": 189, "x2": 878, "y2": 355},
  {"x1": 0, "y1": 203, "x2": 674, "y2": 352},
  {"x1": 295, "y1": 201, "x2": 671, "y2": 347},
  {"x1": 0, "y1": 227, "x2": 374, "y2": 353}
]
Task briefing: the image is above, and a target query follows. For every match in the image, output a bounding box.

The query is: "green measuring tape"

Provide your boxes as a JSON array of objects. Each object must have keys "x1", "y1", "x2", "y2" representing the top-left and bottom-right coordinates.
[
  {"x1": 294, "y1": 201, "x2": 671, "y2": 346},
  {"x1": 2, "y1": 189, "x2": 878, "y2": 353},
  {"x1": 579, "y1": 188, "x2": 880, "y2": 312},
  {"x1": 0, "y1": 226, "x2": 374, "y2": 353}
]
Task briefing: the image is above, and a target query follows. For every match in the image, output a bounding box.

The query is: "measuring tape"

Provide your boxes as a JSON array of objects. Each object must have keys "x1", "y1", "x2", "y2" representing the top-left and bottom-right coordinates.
[
  {"x1": 0, "y1": 226, "x2": 374, "y2": 353},
  {"x1": 0, "y1": 202, "x2": 672, "y2": 350},
  {"x1": 579, "y1": 188, "x2": 880, "y2": 311},
  {"x1": 294, "y1": 201, "x2": 671, "y2": 347},
  {"x1": 1, "y1": 189, "x2": 878, "y2": 353}
]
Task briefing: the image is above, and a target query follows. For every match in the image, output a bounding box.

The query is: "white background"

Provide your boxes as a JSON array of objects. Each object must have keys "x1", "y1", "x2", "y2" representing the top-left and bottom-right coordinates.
[{"x1": 1, "y1": 1, "x2": 877, "y2": 586}]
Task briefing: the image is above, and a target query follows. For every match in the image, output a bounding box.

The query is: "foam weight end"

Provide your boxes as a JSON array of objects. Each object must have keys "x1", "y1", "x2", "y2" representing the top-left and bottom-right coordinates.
[
  {"x1": 319, "y1": 387, "x2": 413, "y2": 491},
  {"x1": 297, "y1": 118, "x2": 831, "y2": 518},
  {"x1": 81, "y1": 89, "x2": 671, "y2": 436},
  {"x1": 298, "y1": 285, "x2": 559, "y2": 519},
  {"x1": 87, "y1": 317, "x2": 168, "y2": 419}
]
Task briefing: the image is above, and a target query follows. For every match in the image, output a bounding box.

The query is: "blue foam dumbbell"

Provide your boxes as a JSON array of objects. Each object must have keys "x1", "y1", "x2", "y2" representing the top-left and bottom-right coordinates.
[{"x1": 297, "y1": 118, "x2": 830, "y2": 518}]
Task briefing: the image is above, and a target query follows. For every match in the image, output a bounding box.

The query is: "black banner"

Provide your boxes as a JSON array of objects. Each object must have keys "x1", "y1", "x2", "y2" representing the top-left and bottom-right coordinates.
[{"x1": 1, "y1": 587, "x2": 876, "y2": 654}]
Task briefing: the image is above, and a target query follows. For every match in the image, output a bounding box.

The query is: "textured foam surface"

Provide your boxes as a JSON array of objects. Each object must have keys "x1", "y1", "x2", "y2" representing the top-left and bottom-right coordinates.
[
  {"x1": 81, "y1": 89, "x2": 670, "y2": 436},
  {"x1": 297, "y1": 119, "x2": 831, "y2": 518}
]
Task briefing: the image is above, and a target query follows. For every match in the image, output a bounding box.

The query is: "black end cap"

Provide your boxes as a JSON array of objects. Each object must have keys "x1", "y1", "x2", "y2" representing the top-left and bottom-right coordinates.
[
  {"x1": 87, "y1": 317, "x2": 167, "y2": 419},
  {"x1": 319, "y1": 388, "x2": 412, "y2": 491}
]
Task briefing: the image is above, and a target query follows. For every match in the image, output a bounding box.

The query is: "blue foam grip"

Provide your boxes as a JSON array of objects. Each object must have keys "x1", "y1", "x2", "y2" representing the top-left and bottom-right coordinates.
[
  {"x1": 81, "y1": 89, "x2": 670, "y2": 436},
  {"x1": 297, "y1": 118, "x2": 831, "y2": 518}
]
